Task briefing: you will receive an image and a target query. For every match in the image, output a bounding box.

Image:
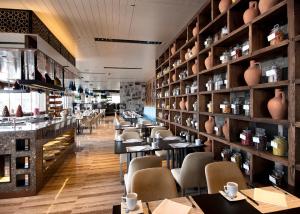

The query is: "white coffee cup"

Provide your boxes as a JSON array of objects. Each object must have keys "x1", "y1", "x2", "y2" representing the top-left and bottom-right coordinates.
[
  {"x1": 123, "y1": 193, "x2": 138, "y2": 211},
  {"x1": 224, "y1": 182, "x2": 238, "y2": 198},
  {"x1": 195, "y1": 139, "x2": 201, "y2": 146}
]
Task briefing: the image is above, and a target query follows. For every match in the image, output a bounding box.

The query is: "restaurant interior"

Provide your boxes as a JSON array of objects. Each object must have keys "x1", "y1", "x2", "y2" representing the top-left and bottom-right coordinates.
[{"x1": 1, "y1": 0, "x2": 300, "y2": 213}]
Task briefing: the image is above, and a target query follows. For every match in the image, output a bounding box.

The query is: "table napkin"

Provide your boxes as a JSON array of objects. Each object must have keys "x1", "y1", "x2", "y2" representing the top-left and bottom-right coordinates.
[
  {"x1": 126, "y1": 145, "x2": 151, "y2": 152},
  {"x1": 163, "y1": 136, "x2": 181, "y2": 141},
  {"x1": 169, "y1": 143, "x2": 190, "y2": 148},
  {"x1": 121, "y1": 200, "x2": 143, "y2": 214},
  {"x1": 253, "y1": 188, "x2": 287, "y2": 207},
  {"x1": 153, "y1": 199, "x2": 191, "y2": 214},
  {"x1": 124, "y1": 139, "x2": 142, "y2": 143}
]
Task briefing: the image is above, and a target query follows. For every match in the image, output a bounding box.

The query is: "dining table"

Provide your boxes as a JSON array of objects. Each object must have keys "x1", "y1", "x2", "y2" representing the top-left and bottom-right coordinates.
[{"x1": 112, "y1": 185, "x2": 300, "y2": 214}]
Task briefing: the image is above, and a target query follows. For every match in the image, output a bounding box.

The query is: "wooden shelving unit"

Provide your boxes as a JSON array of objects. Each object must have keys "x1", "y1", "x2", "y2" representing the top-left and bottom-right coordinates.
[{"x1": 155, "y1": 0, "x2": 300, "y2": 187}]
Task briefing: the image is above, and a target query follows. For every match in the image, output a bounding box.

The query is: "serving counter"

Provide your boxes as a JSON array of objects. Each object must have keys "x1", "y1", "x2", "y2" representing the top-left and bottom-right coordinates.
[{"x1": 0, "y1": 117, "x2": 76, "y2": 198}]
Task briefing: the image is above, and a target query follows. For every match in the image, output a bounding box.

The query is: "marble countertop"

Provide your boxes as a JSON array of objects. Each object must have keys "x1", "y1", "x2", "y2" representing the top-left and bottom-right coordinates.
[{"x1": 0, "y1": 117, "x2": 75, "y2": 132}]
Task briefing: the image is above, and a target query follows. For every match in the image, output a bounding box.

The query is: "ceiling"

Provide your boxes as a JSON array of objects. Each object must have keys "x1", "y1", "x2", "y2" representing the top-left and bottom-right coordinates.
[{"x1": 1, "y1": 0, "x2": 206, "y2": 90}]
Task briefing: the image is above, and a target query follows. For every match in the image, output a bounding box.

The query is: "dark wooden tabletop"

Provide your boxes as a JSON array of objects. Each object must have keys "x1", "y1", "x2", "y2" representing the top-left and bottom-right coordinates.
[{"x1": 112, "y1": 192, "x2": 300, "y2": 214}]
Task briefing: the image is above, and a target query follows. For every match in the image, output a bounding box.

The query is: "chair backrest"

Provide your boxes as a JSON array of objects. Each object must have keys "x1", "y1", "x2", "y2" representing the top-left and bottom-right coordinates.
[
  {"x1": 142, "y1": 120, "x2": 153, "y2": 125},
  {"x1": 131, "y1": 167, "x2": 178, "y2": 202},
  {"x1": 121, "y1": 132, "x2": 141, "y2": 141},
  {"x1": 179, "y1": 152, "x2": 214, "y2": 189},
  {"x1": 150, "y1": 127, "x2": 167, "y2": 138},
  {"x1": 155, "y1": 129, "x2": 173, "y2": 138},
  {"x1": 126, "y1": 156, "x2": 162, "y2": 192},
  {"x1": 123, "y1": 128, "x2": 139, "y2": 133},
  {"x1": 205, "y1": 161, "x2": 247, "y2": 194}
]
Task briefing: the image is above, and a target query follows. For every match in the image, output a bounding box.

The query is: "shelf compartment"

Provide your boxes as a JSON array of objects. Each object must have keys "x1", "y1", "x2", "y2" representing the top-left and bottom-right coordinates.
[
  {"x1": 16, "y1": 139, "x2": 30, "y2": 151},
  {"x1": 0, "y1": 155, "x2": 10, "y2": 183},
  {"x1": 16, "y1": 156, "x2": 30, "y2": 169},
  {"x1": 200, "y1": 11, "x2": 227, "y2": 39},
  {"x1": 16, "y1": 174, "x2": 30, "y2": 187},
  {"x1": 199, "y1": 94, "x2": 212, "y2": 113}
]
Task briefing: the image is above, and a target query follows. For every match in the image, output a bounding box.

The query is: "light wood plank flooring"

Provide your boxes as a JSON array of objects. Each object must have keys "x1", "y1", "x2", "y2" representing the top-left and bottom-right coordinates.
[{"x1": 0, "y1": 117, "x2": 124, "y2": 214}]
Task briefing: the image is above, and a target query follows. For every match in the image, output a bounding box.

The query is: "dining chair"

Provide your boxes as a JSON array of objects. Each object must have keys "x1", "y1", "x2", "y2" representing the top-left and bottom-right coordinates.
[
  {"x1": 171, "y1": 152, "x2": 214, "y2": 195},
  {"x1": 131, "y1": 167, "x2": 178, "y2": 202},
  {"x1": 150, "y1": 127, "x2": 167, "y2": 138},
  {"x1": 121, "y1": 132, "x2": 141, "y2": 141},
  {"x1": 205, "y1": 161, "x2": 248, "y2": 194},
  {"x1": 153, "y1": 129, "x2": 173, "y2": 158},
  {"x1": 124, "y1": 156, "x2": 162, "y2": 193}
]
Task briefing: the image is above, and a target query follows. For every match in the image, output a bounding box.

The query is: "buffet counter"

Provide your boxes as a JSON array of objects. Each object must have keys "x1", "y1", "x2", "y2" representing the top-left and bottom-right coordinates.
[{"x1": 0, "y1": 117, "x2": 76, "y2": 198}]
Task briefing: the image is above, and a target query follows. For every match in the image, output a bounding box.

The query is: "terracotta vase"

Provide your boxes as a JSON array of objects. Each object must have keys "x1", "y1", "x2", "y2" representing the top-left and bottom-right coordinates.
[
  {"x1": 259, "y1": 0, "x2": 280, "y2": 14},
  {"x1": 185, "y1": 51, "x2": 189, "y2": 61},
  {"x1": 192, "y1": 22, "x2": 199, "y2": 37},
  {"x1": 244, "y1": 60, "x2": 262, "y2": 86},
  {"x1": 2, "y1": 105, "x2": 10, "y2": 117},
  {"x1": 16, "y1": 105, "x2": 24, "y2": 117},
  {"x1": 179, "y1": 98, "x2": 185, "y2": 110},
  {"x1": 267, "y1": 89, "x2": 287, "y2": 120},
  {"x1": 205, "y1": 116, "x2": 215, "y2": 134},
  {"x1": 185, "y1": 100, "x2": 189, "y2": 111},
  {"x1": 204, "y1": 51, "x2": 213, "y2": 70},
  {"x1": 192, "y1": 41, "x2": 199, "y2": 56},
  {"x1": 243, "y1": 1, "x2": 259, "y2": 24},
  {"x1": 222, "y1": 119, "x2": 230, "y2": 140},
  {"x1": 204, "y1": 139, "x2": 212, "y2": 152},
  {"x1": 171, "y1": 43, "x2": 176, "y2": 55},
  {"x1": 219, "y1": 0, "x2": 232, "y2": 13},
  {"x1": 192, "y1": 60, "x2": 198, "y2": 75},
  {"x1": 172, "y1": 73, "x2": 176, "y2": 82}
]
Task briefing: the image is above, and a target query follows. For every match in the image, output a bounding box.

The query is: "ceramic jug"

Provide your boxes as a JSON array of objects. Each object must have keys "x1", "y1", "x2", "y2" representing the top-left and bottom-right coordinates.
[
  {"x1": 222, "y1": 119, "x2": 230, "y2": 140},
  {"x1": 259, "y1": 0, "x2": 280, "y2": 14},
  {"x1": 244, "y1": 60, "x2": 262, "y2": 86},
  {"x1": 267, "y1": 89, "x2": 287, "y2": 120},
  {"x1": 204, "y1": 139, "x2": 212, "y2": 152},
  {"x1": 171, "y1": 43, "x2": 176, "y2": 55},
  {"x1": 16, "y1": 105, "x2": 24, "y2": 117},
  {"x1": 179, "y1": 98, "x2": 185, "y2": 110},
  {"x1": 172, "y1": 73, "x2": 176, "y2": 82},
  {"x1": 205, "y1": 116, "x2": 215, "y2": 134},
  {"x1": 2, "y1": 105, "x2": 10, "y2": 117},
  {"x1": 243, "y1": 1, "x2": 259, "y2": 24},
  {"x1": 185, "y1": 100, "x2": 189, "y2": 110},
  {"x1": 186, "y1": 118, "x2": 192, "y2": 127},
  {"x1": 219, "y1": 0, "x2": 232, "y2": 13},
  {"x1": 192, "y1": 22, "x2": 199, "y2": 37},
  {"x1": 192, "y1": 41, "x2": 199, "y2": 56},
  {"x1": 192, "y1": 60, "x2": 198, "y2": 75},
  {"x1": 205, "y1": 51, "x2": 213, "y2": 70}
]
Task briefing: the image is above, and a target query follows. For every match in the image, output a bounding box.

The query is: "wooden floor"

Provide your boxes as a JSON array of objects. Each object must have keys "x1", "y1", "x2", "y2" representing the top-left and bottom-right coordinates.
[{"x1": 0, "y1": 117, "x2": 124, "y2": 214}]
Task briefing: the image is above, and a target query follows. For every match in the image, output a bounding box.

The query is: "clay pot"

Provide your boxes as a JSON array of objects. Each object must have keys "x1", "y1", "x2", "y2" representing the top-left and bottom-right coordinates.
[
  {"x1": 267, "y1": 89, "x2": 287, "y2": 120},
  {"x1": 219, "y1": 0, "x2": 232, "y2": 13},
  {"x1": 204, "y1": 52, "x2": 213, "y2": 70},
  {"x1": 192, "y1": 60, "x2": 198, "y2": 75},
  {"x1": 244, "y1": 60, "x2": 262, "y2": 86},
  {"x1": 243, "y1": 1, "x2": 259, "y2": 24},
  {"x1": 171, "y1": 43, "x2": 176, "y2": 55},
  {"x1": 192, "y1": 22, "x2": 199, "y2": 37},
  {"x1": 192, "y1": 42, "x2": 199, "y2": 56},
  {"x1": 205, "y1": 116, "x2": 215, "y2": 134},
  {"x1": 185, "y1": 100, "x2": 189, "y2": 111},
  {"x1": 222, "y1": 119, "x2": 230, "y2": 140},
  {"x1": 179, "y1": 98, "x2": 185, "y2": 110},
  {"x1": 204, "y1": 139, "x2": 212, "y2": 152},
  {"x1": 172, "y1": 73, "x2": 176, "y2": 82},
  {"x1": 259, "y1": 0, "x2": 280, "y2": 14},
  {"x1": 16, "y1": 105, "x2": 24, "y2": 117}
]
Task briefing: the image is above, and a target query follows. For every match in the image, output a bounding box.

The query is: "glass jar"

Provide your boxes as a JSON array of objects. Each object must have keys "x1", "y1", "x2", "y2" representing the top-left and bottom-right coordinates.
[
  {"x1": 221, "y1": 26, "x2": 229, "y2": 38},
  {"x1": 206, "y1": 79, "x2": 214, "y2": 91},
  {"x1": 204, "y1": 36, "x2": 213, "y2": 48},
  {"x1": 213, "y1": 32, "x2": 219, "y2": 43},
  {"x1": 271, "y1": 136, "x2": 287, "y2": 156},
  {"x1": 243, "y1": 99, "x2": 250, "y2": 116},
  {"x1": 220, "y1": 51, "x2": 231, "y2": 64},
  {"x1": 207, "y1": 100, "x2": 213, "y2": 113},
  {"x1": 269, "y1": 165, "x2": 285, "y2": 185},
  {"x1": 240, "y1": 129, "x2": 253, "y2": 146},
  {"x1": 243, "y1": 160, "x2": 251, "y2": 175},
  {"x1": 231, "y1": 44, "x2": 242, "y2": 60},
  {"x1": 221, "y1": 148, "x2": 231, "y2": 161},
  {"x1": 231, "y1": 97, "x2": 243, "y2": 115},
  {"x1": 220, "y1": 100, "x2": 231, "y2": 114},
  {"x1": 253, "y1": 133, "x2": 267, "y2": 151},
  {"x1": 185, "y1": 85, "x2": 191, "y2": 94},
  {"x1": 215, "y1": 125, "x2": 222, "y2": 137},
  {"x1": 268, "y1": 24, "x2": 284, "y2": 46},
  {"x1": 242, "y1": 41, "x2": 250, "y2": 56},
  {"x1": 214, "y1": 75, "x2": 225, "y2": 90},
  {"x1": 193, "y1": 100, "x2": 198, "y2": 111},
  {"x1": 266, "y1": 65, "x2": 282, "y2": 83},
  {"x1": 231, "y1": 153, "x2": 242, "y2": 167}
]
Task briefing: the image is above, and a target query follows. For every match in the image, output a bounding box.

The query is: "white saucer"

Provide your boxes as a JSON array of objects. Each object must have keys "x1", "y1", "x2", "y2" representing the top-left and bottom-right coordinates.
[{"x1": 219, "y1": 191, "x2": 246, "y2": 202}]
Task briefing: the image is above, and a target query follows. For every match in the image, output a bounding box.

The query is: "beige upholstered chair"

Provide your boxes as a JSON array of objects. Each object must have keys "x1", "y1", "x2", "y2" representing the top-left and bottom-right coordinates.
[
  {"x1": 123, "y1": 128, "x2": 139, "y2": 133},
  {"x1": 150, "y1": 127, "x2": 167, "y2": 138},
  {"x1": 205, "y1": 161, "x2": 248, "y2": 194},
  {"x1": 171, "y1": 152, "x2": 214, "y2": 195},
  {"x1": 121, "y1": 132, "x2": 141, "y2": 141},
  {"x1": 154, "y1": 129, "x2": 173, "y2": 158},
  {"x1": 131, "y1": 167, "x2": 178, "y2": 202},
  {"x1": 124, "y1": 156, "x2": 162, "y2": 193}
]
